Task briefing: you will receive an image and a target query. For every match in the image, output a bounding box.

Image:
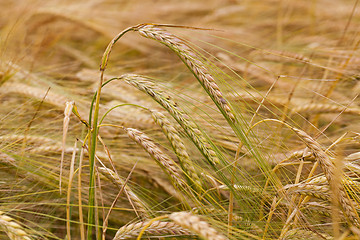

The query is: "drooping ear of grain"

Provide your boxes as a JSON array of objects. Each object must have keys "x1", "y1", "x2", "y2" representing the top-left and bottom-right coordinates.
[
  {"x1": 151, "y1": 110, "x2": 202, "y2": 189},
  {"x1": 120, "y1": 74, "x2": 220, "y2": 166},
  {"x1": 113, "y1": 220, "x2": 191, "y2": 240},
  {"x1": 123, "y1": 127, "x2": 187, "y2": 191},
  {"x1": 134, "y1": 24, "x2": 236, "y2": 124}
]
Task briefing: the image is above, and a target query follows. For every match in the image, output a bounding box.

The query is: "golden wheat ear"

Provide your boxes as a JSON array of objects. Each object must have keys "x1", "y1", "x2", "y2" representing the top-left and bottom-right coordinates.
[
  {"x1": 134, "y1": 24, "x2": 236, "y2": 123},
  {"x1": 123, "y1": 127, "x2": 187, "y2": 190},
  {"x1": 113, "y1": 220, "x2": 191, "y2": 240},
  {"x1": 150, "y1": 110, "x2": 202, "y2": 189}
]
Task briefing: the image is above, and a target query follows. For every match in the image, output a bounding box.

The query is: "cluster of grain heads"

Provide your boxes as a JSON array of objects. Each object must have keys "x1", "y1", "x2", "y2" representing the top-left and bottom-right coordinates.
[
  {"x1": 113, "y1": 220, "x2": 191, "y2": 239},
  {"x1": 99, "y1": 24, "x2": 235, "y2": 125},
  {"x1": 150, "y1": 110, "x2": 202, "y2": 189},
  {"x1": 169, "y1": 211, "x2": 228, "y2": 240},
  {"x1": 0, "y1": 211, "x2": 32, "y2": 240},
  {"x1": 120, "y1": 74, "x2": 220, "y2": 166},
  {"x1": 291, "y1": 127, "x2": 360, "y2": 226}
]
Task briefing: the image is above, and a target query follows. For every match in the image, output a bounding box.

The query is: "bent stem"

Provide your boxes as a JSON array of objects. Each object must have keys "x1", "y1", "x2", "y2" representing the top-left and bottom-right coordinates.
[{"x1": 87, "y1": 26, "x2": 135, "y2": 240}]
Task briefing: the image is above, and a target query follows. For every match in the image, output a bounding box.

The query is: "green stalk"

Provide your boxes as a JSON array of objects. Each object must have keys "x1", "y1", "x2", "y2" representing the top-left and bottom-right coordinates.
[
  {"x1": 87, "y1": 27, "x2": 134, "y2": 240},
  {"x1": 87, "y1": 73, "x2": 102, "y2": 240}
]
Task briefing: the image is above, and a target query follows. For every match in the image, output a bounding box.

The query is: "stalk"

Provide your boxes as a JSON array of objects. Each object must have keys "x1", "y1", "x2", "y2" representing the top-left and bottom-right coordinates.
[
  {"x1": 86, "y1": 73, "x2": 101, "y2": 240},
  {"x1": 86, "y1": 26, "x2": 134, "y2": 240}
]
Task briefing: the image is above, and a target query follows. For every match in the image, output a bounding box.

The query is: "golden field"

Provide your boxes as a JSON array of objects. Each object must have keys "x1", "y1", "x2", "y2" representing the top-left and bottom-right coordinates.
[{"x1": 1, "y1": 0, "x2": 360, "y2": 239}]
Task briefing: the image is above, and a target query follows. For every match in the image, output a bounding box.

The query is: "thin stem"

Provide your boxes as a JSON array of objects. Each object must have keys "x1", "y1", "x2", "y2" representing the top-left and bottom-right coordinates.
[
  {"x1": 87, "y1": 27, "x2": 136, "y2": 240},
  {"x1": 87, "y1": 77, "x2": 101, "y2": 240},
  {"x1": 99, "y1": 103, "x2": 147, "y2": 125},
  {"x1": 66, "y1": 139, "x2": 78, "y2": 240},
  {"x1": 102, "y1": 161, "x2": 138, "y2": 240},
  {"x1": 78, "y1": 146, "x2": 86, "y2": 240}
]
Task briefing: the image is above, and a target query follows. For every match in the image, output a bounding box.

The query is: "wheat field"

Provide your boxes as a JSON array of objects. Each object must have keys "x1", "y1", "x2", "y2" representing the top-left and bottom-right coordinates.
[{"x1": 1, "y1": 0, "x2": 360, "y2": 239}]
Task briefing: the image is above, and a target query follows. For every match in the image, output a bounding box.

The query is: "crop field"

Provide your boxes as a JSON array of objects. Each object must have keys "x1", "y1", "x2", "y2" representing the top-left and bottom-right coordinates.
[{"x1": 1, "y1": 0, "x2": 360, "y2": 239}]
